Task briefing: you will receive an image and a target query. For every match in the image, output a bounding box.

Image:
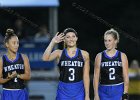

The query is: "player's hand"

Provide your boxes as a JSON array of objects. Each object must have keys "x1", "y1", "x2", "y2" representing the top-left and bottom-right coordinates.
[
  {"x1": 7, "y1": 71, "x2": 17, "y2": 79},
  {"x1": 94, "y1": 95, "x2": 100, "y2": 100},
  {"x1": 52, "y1": 32, "x2": 65, "y2": 44}
]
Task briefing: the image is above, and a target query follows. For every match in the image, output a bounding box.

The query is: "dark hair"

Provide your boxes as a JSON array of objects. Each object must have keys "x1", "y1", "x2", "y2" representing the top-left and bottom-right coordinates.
[
  {"x1": 63, "y1": 28, "x2": 78, "y2": 36},
  {"x1": 4, "y1": 28, "x2": 17, "y2": 44}
]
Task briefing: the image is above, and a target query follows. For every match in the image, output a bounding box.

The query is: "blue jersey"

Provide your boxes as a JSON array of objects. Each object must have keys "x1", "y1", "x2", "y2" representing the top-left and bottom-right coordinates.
[
  {"x1": 2, "y1": 53, "x2": 25, "y2": 89},
  {"x1": 1, "y1": 53, "x2": 29, "y2": 100},
  {"x1": 56, "y1": 48, "x2": 85, "y2": 100},
  {"x1": 58, "y1": 48, "x2": 84, "y2": 83},
  {"x1": 100, "y1": 50, "x2": 123, "y2": 85},
  {"x1": 99, "y1": 50, "x2": 124, "y2": 100}
]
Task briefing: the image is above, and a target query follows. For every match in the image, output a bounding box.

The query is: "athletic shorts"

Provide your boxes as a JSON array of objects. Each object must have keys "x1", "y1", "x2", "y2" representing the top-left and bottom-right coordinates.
[
  {"x1": 99, "y1": 83, "x2": 124, "y2": 100},
  {"x1": 1, "y1": 88, "x2": 29, "y2": 100},
  {"x1": 56, "y1": 81, "x2": 85, "y2": 100}
]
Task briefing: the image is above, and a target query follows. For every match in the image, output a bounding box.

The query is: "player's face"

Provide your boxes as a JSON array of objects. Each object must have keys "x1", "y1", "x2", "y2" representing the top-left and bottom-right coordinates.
[
  {"x1": 6, "y1": 36, "x2": 19, "y2": 53},
  {"x1": 64, "y1": 32, "x2": 78, "y2": 47},
  {"x1": 104, "y1": 34, "x2": 117, "y2": 50}
]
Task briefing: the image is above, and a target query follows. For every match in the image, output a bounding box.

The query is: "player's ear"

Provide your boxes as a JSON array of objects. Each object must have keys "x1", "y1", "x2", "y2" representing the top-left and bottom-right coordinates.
[
  {"x1": 76, "y1": 37, "x2": 78, "y2": 41},
  {"x1": 63, "y1": 39, "x2": 65, "y2": 42},
  {"x1": 115, "y1": 39, "x2": 117, "y2": 44},
  {"x1": 5, "y1": 42, "x2": 9, "y2": 48}
]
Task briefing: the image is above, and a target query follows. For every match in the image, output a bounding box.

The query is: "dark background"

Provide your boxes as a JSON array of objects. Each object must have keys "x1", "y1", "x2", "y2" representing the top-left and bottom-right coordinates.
[
  {"x1": 0, "y1": 0, "x2": 140, "y2": 99},
  {"x1": 0, "y1": 0, "x2": 140, "y2": 63}
]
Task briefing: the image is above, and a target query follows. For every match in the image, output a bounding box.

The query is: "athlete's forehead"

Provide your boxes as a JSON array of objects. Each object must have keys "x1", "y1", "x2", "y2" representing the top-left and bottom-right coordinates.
[
  {"x1": 104, "y1": 34, "x2": 114, "y2": 40},
  {"x1": 9, "y1": 36, "x2": 19, "y2": 41},
  {"x1": 65, "y1": 32, "x2": 77, "y2": 36}
]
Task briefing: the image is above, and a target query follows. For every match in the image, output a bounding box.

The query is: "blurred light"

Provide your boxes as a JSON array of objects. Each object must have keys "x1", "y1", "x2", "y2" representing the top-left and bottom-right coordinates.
[{"x1": 0, "y1": 0, "x2": 59, "y2": 7}]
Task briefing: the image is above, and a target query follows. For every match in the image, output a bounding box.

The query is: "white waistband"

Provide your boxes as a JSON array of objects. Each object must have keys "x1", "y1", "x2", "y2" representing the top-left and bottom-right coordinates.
[
  {"x1": 100, "y1": 82, "x2": 124, "y2": 86},
  {"x1": 3, "y1": 88, "x2": 22, "y2": 90}
]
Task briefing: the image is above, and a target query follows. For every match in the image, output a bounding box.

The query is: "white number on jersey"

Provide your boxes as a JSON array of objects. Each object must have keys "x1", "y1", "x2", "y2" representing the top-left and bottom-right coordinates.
[
  {"x1": 109, "y1": 68, "x2": 115, "y2": 80},
  {"x1": 14, "y1": 78, "x2": 18, "y2": 82},
  {"x1": 69, "y1": 68, "x2": 75, "y2": 81}
]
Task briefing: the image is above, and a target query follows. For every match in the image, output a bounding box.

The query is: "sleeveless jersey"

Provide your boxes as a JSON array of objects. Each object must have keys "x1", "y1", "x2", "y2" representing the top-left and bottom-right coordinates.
[
  {"x1": 2, "y1": 53, "x2": 25, "y2": 89},
  {"x1": 58, "y1": 48, "x2": 85, "y2": 83},
  {"x1": 100, "y1": 50, "x2": 123, "y2": 85}
]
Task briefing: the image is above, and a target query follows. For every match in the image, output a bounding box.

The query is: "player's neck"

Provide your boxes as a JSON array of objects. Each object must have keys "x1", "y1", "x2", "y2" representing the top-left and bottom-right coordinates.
[
  {"x1": 66, "y1": 47, "x2": 77, "y2": 56},
  {"x1": 66, "y1": 46, "x2": 77, "y2": 51},
  {"x1": 106, "y1": 49, "x2": 117, "y2": 56},
  {"x1": 7, "y1": 51, "x2": 17, "y2": 60}
]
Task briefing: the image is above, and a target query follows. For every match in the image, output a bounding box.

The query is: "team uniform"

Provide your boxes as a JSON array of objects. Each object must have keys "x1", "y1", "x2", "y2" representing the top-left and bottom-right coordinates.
[
  {"x1": 1, "y1": 53, "x2": 28, "y2": 100},
  {"x1": 56, "y1": 48, "x2": 85, "y2": 100},
  {"x1": 99, "y1": 50, "x2": 124, "y2": 100}
]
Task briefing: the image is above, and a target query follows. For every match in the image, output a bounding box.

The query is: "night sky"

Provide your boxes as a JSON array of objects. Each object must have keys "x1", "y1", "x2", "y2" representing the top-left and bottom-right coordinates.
[{"x1": 0, "y1": 0, "x2": 140, "y2": 64}]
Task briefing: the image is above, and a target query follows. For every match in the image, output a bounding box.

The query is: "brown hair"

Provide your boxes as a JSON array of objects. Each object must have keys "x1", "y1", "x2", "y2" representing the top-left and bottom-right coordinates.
[
  {"x1": 4, "y1": 28, "x2": 17, "y2": 44},
  {"x1": 63, "y1": 28, "x2": 78, "y2": 48}
]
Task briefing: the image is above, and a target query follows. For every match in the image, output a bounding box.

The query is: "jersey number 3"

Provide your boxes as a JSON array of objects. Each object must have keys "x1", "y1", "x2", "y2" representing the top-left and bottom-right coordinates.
[
  {"x1": 109, "y1": 68, "x2": 115, "y2": 80},
  {"x1": 69, "y1": 68, "x2": 75, "y2": 81}
]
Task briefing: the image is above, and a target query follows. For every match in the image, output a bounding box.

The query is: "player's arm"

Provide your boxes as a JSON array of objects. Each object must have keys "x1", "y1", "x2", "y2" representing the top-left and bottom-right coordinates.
[
  {"x1": 42, "y1": 32, "x2": 64, "y2": 61},
  {"x1": 18, "y1": 54, "x2": 31, "y2": 81},
  {"x1": 121, "y1": 53, "x2": 129, "y2": 96},
  {"x1": 82, "y1": 50, "x2": 90, "y2": 100},
  {"x1": 0, "y1": 57, "x2": 13, "y2": 84},
  {"x1": 93, "y1": 53, "x2": 101, "y2": 100}
]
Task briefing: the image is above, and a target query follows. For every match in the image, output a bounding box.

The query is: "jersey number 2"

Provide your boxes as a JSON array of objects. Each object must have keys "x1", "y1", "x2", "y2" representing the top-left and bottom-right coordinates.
[
  {"x1": 109, "y1": 68, "x2": 115, "y2": 80},
  {"x1": 69, "y1": 68, "x2": 75, "y2": 81}
]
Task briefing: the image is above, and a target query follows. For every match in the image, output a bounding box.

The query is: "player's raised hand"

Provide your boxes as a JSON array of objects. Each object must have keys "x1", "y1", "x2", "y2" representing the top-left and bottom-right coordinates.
[{"x1": 52, "y1": 32, "x2": 65, "y2": 44}]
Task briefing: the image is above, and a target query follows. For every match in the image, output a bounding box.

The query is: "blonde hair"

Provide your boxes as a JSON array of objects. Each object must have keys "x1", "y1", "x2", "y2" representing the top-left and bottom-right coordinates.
[{"x1": 104, "y1": 28, "x2": 120, "y2": 43}]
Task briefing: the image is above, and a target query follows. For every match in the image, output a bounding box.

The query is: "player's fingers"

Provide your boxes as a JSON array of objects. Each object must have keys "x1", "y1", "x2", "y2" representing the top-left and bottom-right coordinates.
[
  {"x1": 59, "y1": 36, "x2": 65, "y2": 39},
  {"x1": 12, "y1": 71, "x2": 17, "y2": 74},
  {"x1": 61, "y1": 38, "x2": 64, "y2": 41},
  {"x1": 59, "y1": 33, "x2": 65, "y2": 37},
  {"x1": 55, "y1": 32, "x2": 59, "y2": 36},
  {"x1": 8, "y1": 72, "x2": 10, "y2": 75}
]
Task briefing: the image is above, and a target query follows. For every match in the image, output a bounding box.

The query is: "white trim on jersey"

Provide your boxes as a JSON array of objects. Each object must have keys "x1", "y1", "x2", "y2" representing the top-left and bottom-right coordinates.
[
  {"x1": 3, "y1": 88, "x2": 22, "y2": 90},
  {"x1": 100, "y1": 82, "x2": 124, "y2": 86}
]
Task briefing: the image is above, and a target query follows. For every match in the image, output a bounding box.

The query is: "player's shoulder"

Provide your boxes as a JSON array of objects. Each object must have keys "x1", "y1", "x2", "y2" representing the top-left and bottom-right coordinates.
[
  {"x1": 0, "y1": 54, "x2": 5, "y2": 61},
  {"x1": 54, "y1": 49, "x2": 63, "y2": 53},
  {"x1": 53, "y1": 49, "x2": 63, "y2": 57},
  {"x1": 0, "y1": 56, "x2": 2, "y2": 61},
  {"x1": 20, "y1": 53, "x2": 29, "y2": 60},
  {"x1": 120, "y1": 51, "x2": 127, "y2": 59},
  {"x1": 95, "y1": 51, "x2": 103, "y2": 61},
  {"x1": 96, "y1": 51, "x2": 102, "y2": 57},
  {"x1": 80, "y1": 49, "x2": 89, "y2": 57},
  {"x1": 0, "y1": 56, "x2": 3, "y2": 65}
]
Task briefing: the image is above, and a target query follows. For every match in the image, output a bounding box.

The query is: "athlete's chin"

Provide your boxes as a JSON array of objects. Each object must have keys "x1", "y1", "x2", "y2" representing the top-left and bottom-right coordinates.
[
  {"x1": 12, "y1": 50, "x2": 18, "y2": 53},
  {"x1": 106, "y1": 48, "x2": 112, "y2": 51},
  {"x1": 67, "y1": 44, "x2": 76, "y2": 47}
]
